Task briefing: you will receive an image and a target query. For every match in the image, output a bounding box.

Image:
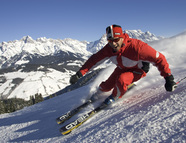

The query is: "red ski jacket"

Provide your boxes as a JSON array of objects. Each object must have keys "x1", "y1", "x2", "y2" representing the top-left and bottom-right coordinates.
[{"x1": 79, "y1": 33, "x2": 171, "y2": 78}]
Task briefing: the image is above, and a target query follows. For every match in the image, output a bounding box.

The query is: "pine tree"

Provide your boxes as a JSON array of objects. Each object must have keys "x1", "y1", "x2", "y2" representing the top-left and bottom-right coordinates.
[
  {"x1": 0, "y1": 100, "x2": 5, "y2": 114},
  {"x1": 29, "y1": 96, "x2": 35, "y2": 105},
  {"x1": 34, "y1": 93, "x2": 43, "y2": 103},
  {"x1": 6, "y1": 99, "x2": 16, "y2": 113}
]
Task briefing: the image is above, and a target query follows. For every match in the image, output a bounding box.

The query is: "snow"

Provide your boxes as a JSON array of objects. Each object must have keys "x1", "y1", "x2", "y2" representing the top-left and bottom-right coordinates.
[
  {"x1": 0, "y1": 32, "x2": 186, "y2": 142},
  {"x1": 2, "y1": 69, "x2": 71, "y2": 100}
]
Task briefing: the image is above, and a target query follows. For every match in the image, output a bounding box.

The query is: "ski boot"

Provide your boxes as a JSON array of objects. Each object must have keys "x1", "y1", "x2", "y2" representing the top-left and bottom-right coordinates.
[
  {"x1": 103, "y1": 94, "x2": 115, "y2": 105},
  {"x1": 98, "y1": 94, "x2": 116, "y2": 110}
]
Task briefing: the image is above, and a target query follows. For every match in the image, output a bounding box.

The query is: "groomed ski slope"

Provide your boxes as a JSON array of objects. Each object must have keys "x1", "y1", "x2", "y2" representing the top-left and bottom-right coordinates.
[{"x1": 0, "y1": 32, "x2": 186, "y2": 142}]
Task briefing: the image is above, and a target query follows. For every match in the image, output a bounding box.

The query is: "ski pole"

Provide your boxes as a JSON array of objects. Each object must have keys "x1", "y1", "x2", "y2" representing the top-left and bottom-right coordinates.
[{"x1": 176, "y1": 76, "x2": 186, "y2": 84}]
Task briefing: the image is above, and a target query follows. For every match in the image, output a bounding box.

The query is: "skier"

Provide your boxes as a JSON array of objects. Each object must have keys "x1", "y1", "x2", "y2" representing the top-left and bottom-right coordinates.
[{"x1": 69, "y1": 24, "x2": 177, "y2": 105}]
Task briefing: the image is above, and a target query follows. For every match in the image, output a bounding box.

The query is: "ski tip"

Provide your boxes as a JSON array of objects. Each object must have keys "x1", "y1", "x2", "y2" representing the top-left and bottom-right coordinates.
[
  {"x1": 62, "y1": 131, "x2": 71, "y2": 135},
  {"x1": 60, "y1": 129, "x2": 71, "y2": 135},
  {"x1": 56, "y1": 121, "x2": 62, "y2": 125},
  {"x1": 56, "y1": 118, "x2": 64, "y2": 125}
]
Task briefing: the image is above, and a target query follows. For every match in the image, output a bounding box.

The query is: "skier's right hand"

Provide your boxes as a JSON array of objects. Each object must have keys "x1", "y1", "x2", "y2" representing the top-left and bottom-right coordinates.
[{"x1": 70, "y1": 71, "x2": 83, "y2": 84}]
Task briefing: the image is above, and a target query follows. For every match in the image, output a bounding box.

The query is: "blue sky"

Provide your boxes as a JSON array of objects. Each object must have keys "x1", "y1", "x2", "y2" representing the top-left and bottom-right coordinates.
[{"x1": 0, "y1": 0, "x2": 186, "y2": 42}]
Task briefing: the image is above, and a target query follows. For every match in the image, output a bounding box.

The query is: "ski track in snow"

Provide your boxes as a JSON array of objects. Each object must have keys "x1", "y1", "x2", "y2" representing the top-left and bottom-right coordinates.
[{"x1": 0, "y1": 33, "x2": 186, "y2": 142}]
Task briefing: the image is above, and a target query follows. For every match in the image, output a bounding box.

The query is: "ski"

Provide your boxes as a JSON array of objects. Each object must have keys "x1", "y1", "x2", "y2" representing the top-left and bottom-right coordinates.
[
  {"x1": 56, "y1": 83, "x2": 135, "y2": 124},
  {"x1": 56, "y1": 99, "x2": 92, "y2": 124},
  {"x1": 60, "y1": 102, "x2": 107, "y2": 135}
]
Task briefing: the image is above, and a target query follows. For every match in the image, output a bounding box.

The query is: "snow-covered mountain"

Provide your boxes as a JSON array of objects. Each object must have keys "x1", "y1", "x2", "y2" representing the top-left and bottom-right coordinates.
[
  {"x1": 124, "y1": 30, "x2": 164, "y2": 42},
  {"x1": 0, "y1": 30, "x2": 163, "y2": 100},
  {"x1": 0, "y1": 36, "x2": 90, "y2": 68},
  {"x1": 0, "y1": 31, "x2": 185, "y2": 142}
]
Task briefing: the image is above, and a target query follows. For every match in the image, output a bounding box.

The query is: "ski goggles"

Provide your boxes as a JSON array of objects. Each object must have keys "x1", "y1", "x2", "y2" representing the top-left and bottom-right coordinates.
[{"x1": 108, "y1": 38, "x2": 121, "y2": 43}]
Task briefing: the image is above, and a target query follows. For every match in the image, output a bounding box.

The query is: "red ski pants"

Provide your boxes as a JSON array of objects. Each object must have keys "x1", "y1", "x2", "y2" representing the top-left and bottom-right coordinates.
[{"x1": 99, "y1": 67, "x2": 146, "y2": 98}]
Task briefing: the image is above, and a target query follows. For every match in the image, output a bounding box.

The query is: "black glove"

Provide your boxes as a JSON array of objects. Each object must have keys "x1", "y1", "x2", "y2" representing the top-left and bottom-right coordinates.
[
  {"x1": 70, "y1": 71, "x2": 83, "y2": 84},
  {"x1": 165, "y1": 75, "x2": 177, "y2": 92}
]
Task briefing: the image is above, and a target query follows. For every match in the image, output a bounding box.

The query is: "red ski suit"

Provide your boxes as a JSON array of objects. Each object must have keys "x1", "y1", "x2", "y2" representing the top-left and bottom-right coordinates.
[{"x1": 79, "y1": 33, "x2": 171, "y2": 98}]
